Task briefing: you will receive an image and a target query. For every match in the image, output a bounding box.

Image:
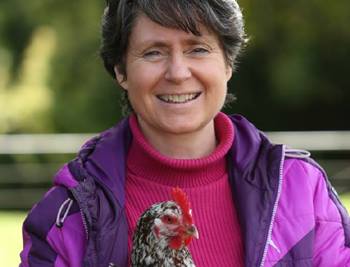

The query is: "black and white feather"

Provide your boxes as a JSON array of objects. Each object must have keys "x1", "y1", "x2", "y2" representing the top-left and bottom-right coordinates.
[{"x1": 131, "y1": 197, "x2": 198, "y2": 267}]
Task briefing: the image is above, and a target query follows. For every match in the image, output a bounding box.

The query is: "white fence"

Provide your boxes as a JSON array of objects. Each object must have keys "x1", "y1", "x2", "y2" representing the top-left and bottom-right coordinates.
[
  {"x1": 0, "y1": 132, "x2": 350, "y2": 209},
  {"x1": 1, "y1": 131, "x2": 350, "y2": 154}
]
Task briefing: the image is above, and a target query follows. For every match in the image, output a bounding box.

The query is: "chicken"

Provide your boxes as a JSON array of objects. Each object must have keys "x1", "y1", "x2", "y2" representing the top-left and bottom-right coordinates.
[{"x1": 131, "y1": 187, "x2": 199, "y2": 267}]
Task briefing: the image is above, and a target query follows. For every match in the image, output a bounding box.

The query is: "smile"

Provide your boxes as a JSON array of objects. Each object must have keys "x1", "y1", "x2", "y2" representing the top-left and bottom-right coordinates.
[{"x1": 157, "y1": 93, "x2": 201, "y2": 104}]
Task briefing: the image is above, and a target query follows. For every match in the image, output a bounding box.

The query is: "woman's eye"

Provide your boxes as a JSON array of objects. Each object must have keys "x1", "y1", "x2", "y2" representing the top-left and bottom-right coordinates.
[
  {"x1": 191, "y1": 47, "x2": 209, "y2": 54},
  {"x1": 143, "y1": 50, "x2": 162, "y2": 59}
]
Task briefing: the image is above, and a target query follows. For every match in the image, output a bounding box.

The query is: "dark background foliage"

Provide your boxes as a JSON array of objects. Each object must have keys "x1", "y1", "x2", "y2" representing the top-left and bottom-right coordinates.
[{"x1": 0, "y1": 0, "x2": 349, "y2": 133}]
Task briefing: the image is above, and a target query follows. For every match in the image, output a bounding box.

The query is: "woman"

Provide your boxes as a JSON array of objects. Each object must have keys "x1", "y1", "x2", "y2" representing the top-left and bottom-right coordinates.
[{"x1": 20, "y1": 0, "x2": 350, "y2": 266}]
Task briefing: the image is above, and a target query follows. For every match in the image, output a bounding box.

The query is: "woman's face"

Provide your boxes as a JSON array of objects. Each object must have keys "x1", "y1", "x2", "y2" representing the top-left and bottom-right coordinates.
[{"x1": 115, "y1": 14, "x2": 232, "y2": 138}]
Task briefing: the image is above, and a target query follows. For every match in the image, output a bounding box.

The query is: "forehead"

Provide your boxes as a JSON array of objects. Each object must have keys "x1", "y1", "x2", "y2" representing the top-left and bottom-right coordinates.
[{"x1": 128, "y1": 14, "x2": 220, "y2": 48}]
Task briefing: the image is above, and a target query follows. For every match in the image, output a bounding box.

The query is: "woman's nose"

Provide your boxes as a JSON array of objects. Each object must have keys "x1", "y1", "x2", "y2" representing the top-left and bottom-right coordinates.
[{"x1": 164, "y1": 54, "x2": 191, "y2": 84}]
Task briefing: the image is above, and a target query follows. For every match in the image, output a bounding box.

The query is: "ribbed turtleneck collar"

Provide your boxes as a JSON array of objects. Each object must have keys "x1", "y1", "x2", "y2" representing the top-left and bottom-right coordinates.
[{"x1": 126, "y1": 112, "x2": 234, "y2": 188}]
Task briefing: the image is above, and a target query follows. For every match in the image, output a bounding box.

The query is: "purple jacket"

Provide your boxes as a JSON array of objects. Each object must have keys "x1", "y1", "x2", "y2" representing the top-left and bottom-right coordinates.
[{"x1": 20, "y1": 115, "x2": 350, "y2": 266}]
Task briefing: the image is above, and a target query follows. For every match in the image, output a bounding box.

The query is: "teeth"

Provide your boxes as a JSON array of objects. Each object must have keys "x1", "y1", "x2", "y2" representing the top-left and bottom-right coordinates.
[{"x1": 158, "y1": 93, "x2": 198, "y2": 103}]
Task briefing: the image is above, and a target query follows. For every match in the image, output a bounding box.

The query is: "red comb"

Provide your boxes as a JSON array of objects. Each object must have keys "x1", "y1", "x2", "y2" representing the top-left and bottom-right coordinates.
[{"x1": 171, "y1": 187, "x2": 193, "y2": 224}]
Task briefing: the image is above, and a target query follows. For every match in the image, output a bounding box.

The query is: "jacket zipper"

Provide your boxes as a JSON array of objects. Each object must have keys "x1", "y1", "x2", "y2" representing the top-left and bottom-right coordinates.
[
  {"x1": 259, "y1": 145, "x2": 285, "y2": 267},
  {"x1": 70, "y1": 188, "x2": 89, "y2": 240}
]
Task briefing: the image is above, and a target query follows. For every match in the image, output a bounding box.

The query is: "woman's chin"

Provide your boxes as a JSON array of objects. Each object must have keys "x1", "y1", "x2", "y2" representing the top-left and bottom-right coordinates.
[{"x1": 157, "y1": 117, "x2": 212, "y2": 136}]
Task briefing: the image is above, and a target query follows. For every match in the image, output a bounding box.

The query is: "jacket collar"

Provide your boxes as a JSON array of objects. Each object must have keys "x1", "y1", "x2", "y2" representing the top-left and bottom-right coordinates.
[
  {"x1": 228, "y1": 115, "x2": 284, "y2": 266},
  {"x1": 86, "y1": 117, "x2": 132, "y2": 207},
  {"x1": 69, "y1": 114, "x2": 283, "y2": 267},
  {"x1": 77, "y1": 113, "x2": 283, "y2": 217}
]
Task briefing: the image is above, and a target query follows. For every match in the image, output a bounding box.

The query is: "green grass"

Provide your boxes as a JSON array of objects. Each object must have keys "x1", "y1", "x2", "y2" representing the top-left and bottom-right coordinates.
[
  {"x1": 0, "y1": 211, "x2": 26, "y2": 267},
  {"x1": 341, "y1": 194, "x2": 350, "y2": 211},
  {"x1": 2, "y1": 194, "x2": 350, "y2": 266}
]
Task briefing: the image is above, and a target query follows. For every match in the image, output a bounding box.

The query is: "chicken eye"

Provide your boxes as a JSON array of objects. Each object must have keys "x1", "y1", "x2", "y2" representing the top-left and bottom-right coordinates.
[{"x1": 162, "y1": 215, "x2": 176, "y2": 224}]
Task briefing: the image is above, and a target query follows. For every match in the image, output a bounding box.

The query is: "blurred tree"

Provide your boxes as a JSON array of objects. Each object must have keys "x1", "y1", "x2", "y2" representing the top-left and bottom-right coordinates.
[
  {"x1": 228, "y1": 0, "x2": 350, "y2": 130},
  {"x1": 0, "y1": 27, "x2": 56, "y2": 133}
]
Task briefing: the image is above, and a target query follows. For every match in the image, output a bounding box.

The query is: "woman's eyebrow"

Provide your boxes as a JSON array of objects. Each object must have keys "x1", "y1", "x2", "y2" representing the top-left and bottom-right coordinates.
[
  {"x1": 133, "y1": 35, "x2": 215, "y2": 51},
  {"x1": 135, "y1": 40, "x2": 169, "y2": 50},
  {"x1": 184, "y1": 37, "x2": 212, "y2": 45}
]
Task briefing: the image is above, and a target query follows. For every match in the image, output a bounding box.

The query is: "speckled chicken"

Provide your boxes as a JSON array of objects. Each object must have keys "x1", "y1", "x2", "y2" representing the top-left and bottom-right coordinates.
[{"x1": 131, "y1": 187, "x2": 199, "y2": 267}]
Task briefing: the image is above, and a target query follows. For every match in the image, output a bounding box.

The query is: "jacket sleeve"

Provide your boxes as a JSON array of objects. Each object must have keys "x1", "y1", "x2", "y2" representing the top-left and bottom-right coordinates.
[
  {"x1": 308, "y1": 160, "x2": 350, "y2": 266},
  {"x1": 19, "y1": 186, "x2": 86, "y2": 267}
]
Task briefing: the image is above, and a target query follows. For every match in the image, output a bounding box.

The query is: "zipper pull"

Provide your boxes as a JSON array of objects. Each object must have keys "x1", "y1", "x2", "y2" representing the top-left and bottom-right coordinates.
[
  {"x1": 56, "y1": 198, "x2": 73, "y2": 228},
  {"x1": 268, "y1": 238, "x2": 281, "y2": 254}
]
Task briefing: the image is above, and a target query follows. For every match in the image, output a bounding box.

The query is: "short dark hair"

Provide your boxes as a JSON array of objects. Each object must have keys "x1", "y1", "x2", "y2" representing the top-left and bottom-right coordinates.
[{"x1": 100, "y1": 0, "x2": 247, "y2": 114}]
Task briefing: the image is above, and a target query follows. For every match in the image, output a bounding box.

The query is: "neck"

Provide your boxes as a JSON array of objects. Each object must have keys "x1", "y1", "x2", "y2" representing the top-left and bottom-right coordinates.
[{"x1": 137, "y1": 118, "x2": 217, "y2": 159}]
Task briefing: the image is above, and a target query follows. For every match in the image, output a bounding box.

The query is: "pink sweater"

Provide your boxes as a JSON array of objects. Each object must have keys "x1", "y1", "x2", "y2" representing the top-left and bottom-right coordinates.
[{"x1": 125, "y1": 112, "x2": 244, "y2": 266}]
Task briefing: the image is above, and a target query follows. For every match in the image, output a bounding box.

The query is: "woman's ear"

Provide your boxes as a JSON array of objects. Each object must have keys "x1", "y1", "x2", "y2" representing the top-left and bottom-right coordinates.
[
  {"x1": 225, "y1": 65, "x2": 233, "y2": 82},
  {"x1": 114, "y1": 65, "x2": 128, "y2": 90}
]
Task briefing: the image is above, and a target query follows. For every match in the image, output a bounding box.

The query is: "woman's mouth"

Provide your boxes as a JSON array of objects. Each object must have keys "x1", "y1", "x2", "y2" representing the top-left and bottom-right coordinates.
[{"x1": 157, "y1": 93, "x2": 201, "y2": 104}]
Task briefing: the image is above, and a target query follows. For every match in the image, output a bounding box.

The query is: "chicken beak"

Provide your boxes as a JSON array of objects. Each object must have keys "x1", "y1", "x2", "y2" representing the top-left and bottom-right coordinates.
[{"x1": 187, "y1": 225, "x2": 199, "y2": 239}]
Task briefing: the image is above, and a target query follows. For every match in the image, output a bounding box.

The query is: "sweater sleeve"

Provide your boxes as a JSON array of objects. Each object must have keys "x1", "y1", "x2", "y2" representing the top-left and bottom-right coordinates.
[
  {"x1": 19, "y1": 186, "x2": 86, "y2": 267},
  {"x1": 309, "y1": 161, "x2": 350, "y2": 266}
]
